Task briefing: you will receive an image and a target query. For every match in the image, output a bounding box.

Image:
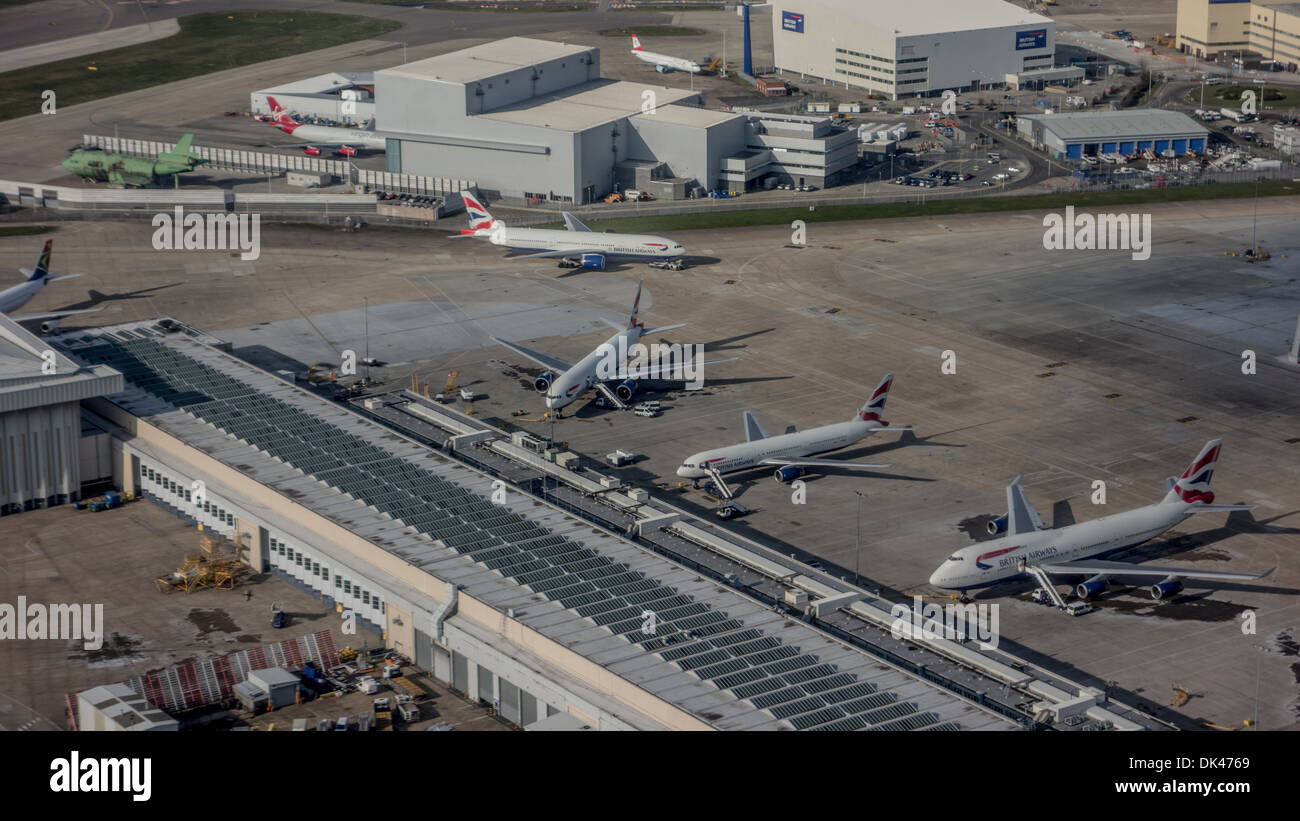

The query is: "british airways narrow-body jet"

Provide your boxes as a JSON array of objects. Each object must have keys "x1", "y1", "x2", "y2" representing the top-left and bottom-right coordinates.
[
  {"x1": 492, "y1": 282, "x2": 732, "y2": 414},
  {"x1": 676, "y1": 373, "x2": 911, "y2": 484},
  {"x1": 0, "y1": 241, "x2": 102, "y2": 332},
  {"x1": 928, "y1": 439, "x2": 1265, "y2": 601},
  {"x1": 630, "y1": 35, "x2": 704, "y2": 74},
  {"x1": 458, "y1": 192, "x2": 683, "y2": 270}
]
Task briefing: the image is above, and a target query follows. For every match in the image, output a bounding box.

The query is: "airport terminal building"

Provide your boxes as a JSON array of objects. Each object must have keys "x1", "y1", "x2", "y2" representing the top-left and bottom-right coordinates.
[
  {"x1": 769, "y1": 0, "x2": 1056, "y2": 99},
  {"x1": 1016, "y1": 110, "x2": 1210, "y2": 159}
]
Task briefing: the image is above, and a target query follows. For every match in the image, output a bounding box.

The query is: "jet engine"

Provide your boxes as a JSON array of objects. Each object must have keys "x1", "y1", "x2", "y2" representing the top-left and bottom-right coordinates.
[
  {"x1": 773, "y1": 465, "x2": 804, "y2": 484},
  {"x1": 40, "y1": 318, "x2": 62, "y2": 334},
  {"x1": 1075, "y1": 575, "x2": 1108, "y2": 600},
  {"x1": 1150, "y1": 577, "x2": 1184, "y2": 600},
  {"x1": 534, "y1": 372, "x2": 556, "y2": 392},
  {"x1": 580, "y1": 253, "x2": 606, "y2": 270},
  {"x1": 986, "y1": 514, "x2": 1008, "y2": 536},
  {"x1": 614, "y1": 379, "x2": 638, "y2": 402}
]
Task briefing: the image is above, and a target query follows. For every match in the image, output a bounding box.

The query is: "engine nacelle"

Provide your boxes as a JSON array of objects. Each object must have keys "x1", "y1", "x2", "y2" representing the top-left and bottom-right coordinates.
[
  {"x1": 534, "y1": 371, "x2": 556, "y2": 392},
  {"x1": 39, "y1": 318, "x2": 62, "y2": 334},
  {"x1": 1076, "y1": 576, "x2": 1108, "y2": 600},
  {"x1": 773, "y1": 465, "x2": 804, "y2": 484},
  {"x1": 655, "y1": 64, "x2": 673, "y2": 74},
  {"x1": 986, "y1": 514, "x2": 1008, "y2": 536},
  {"x1": 1150, "y1": 577, "x2": 1184, "y2": 600},
  {"x1": 581, "y1": 253, "x2": 606, "y2": 270},
  {"x1": 614, "y1": 379, "x2": 637, "y2": 402}
]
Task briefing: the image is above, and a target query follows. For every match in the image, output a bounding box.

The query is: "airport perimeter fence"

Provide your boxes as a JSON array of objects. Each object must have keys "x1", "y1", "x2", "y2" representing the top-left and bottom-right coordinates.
[{"x1": 80, "y1": 135, "x2": 474, "y2": 197}]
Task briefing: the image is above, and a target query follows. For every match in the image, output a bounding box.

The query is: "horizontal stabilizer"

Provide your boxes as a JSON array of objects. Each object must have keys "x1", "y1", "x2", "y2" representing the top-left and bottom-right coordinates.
[
  {"x1": 1184, "y1": 503, "x2": 1257, "y2": 513},
  {"x1": 641, "y1": 323, "x2": 685, "y2": 335}
]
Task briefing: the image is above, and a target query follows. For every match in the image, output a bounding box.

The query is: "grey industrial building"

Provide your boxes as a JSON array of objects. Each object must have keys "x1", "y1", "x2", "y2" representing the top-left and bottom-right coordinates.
[
  {"x1": 1016, "y1": 109, "x2": 1210, "y2": 159},
  {"x1": 770, "y1": 0, "x2": 1056, "y2": 99},
  {"x1": 373, "y1": 38, "x2": 858, "y2": 202},
  {"x1": 0, "y1": 313, "x2": 121, "y2": 516}
]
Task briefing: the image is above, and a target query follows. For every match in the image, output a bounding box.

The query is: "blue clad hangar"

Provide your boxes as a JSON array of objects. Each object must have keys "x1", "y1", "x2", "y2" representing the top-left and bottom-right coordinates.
[{"x1": 1015, "y1": 109, "x2": 1210, "y2": 159}]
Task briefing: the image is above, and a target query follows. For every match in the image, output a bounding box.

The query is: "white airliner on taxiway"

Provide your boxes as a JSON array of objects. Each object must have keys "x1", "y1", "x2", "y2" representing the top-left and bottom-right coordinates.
[
  {"x1": 928, "y1": 439, "x2": 1266, "y2": 600},
  {"x1": 458, "y1": 192, "x2": 683, "y2": 270}
]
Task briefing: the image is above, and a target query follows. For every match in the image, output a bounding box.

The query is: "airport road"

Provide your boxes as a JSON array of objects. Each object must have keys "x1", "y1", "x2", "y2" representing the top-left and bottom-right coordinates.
[{"x1": 4, "y1": 191, "x2": 1300, "y2": 727}]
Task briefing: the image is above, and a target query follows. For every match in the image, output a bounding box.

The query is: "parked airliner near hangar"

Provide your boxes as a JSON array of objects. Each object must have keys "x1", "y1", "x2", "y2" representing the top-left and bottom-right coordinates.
[
  {"x1": 677, "y1": 373, "x2": 910, "y2": 484},
  {"x1": 928, "y1": 440, "x2": 1265, "y2": 601}
]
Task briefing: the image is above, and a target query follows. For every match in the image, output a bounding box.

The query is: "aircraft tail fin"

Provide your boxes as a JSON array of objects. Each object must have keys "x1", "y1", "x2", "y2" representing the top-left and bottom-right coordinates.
[
  {"x1": 461, "y1": 190, "x2": 496, "y2": 231},
  {"x1": 631, "y1": 35, "x2": 643, "y2": 51},
  {"x1": 27, "y1": 240, "x2": 53, "y2": 281},
  {"x1": 627, "y1": 280, "x2": 643, "y2": 330},
  {"x1": 1163, "y1": 438, "x2": 1223, "y2": 504},
  {"x1": 160, "y1": 134, "x2": 196, "y2": 162},
  {"x1": 856, "y1": 372, "x2": 894, "y2": 424}
]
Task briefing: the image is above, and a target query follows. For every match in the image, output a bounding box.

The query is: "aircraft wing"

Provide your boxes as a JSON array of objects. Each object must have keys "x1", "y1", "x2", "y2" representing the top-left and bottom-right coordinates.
[
  {"x1": 744, "y1": 411, "x2": 769, "y2": 442},
  {"x1": 624, "y1": 356, "x2": 738, "y2": 379},
  {"x1": 1038, "y1": 558, "x2": 1264, "y2": 581},
  {"x1": 760, "y1": 457, "x2": 890, "y2": 470},
  {"x1": 491, "y1": 337, "x2": 572, "y2": 374},
  {"x1": 1005, "y1": 475, "x2": 1045, "y2": 535},
  {"x1": 11, "y1": 307, "x2": 104, "y2": 322},
  {"x1": 505, "y1": 248, "x2": 606, "y2": 260},
  {"x1": 562, "y1": 213, "x2": 592, "y2": 232}
]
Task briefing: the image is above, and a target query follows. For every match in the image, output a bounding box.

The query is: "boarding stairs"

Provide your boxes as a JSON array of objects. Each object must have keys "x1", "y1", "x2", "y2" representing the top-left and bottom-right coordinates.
[
  {"x1": 1023, "y1": 562, "x2": 1067, "y2": 609},
  {"x1": 703, "y1": 464, "x2": 735, "y2": 501},
  {"x1": 595, "y1": 382, "x2": 629, "y2": 410}
]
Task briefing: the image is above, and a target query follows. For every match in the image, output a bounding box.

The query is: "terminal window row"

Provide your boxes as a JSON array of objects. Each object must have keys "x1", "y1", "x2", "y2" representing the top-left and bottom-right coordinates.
[
  {"x1": 267, "y1": 536, "x2": 383, "y2": 615},
  {"x1": 140, "y1": 465, "x2": 235, "y2": 526}
]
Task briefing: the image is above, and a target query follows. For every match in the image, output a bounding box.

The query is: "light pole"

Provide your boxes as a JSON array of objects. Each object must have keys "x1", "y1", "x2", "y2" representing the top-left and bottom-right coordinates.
[{"x1": 854, "y1": 489, "x2": 865, "y2": 586}]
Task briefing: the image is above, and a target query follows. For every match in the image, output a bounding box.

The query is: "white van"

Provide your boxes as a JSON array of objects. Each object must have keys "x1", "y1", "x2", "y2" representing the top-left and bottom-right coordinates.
[{"x1": 634, "y1": 406, "x2": 659, "y2": 418}]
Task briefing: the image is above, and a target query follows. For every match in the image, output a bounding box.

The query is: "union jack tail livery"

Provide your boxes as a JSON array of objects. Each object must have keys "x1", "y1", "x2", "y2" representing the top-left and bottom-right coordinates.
[
  {"x1": 460, "y1": 191, "x2": 496, "y2": 233},
  {"x1": 856, "y1": 372, "x2": 894, "y2": 425},
  {"x1": 28, "y1": 240, "x2": 52, "y2": 281},
  {"x1": 627, "y1": 280, "x2": 643, "y2": 330},
  {"x1": 1165, "y1": 439, "x2": 1222, "y2": 504}
]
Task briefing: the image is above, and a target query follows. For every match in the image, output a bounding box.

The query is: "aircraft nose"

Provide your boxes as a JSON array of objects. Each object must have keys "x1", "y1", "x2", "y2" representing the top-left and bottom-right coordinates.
[{"x1": 928, "y1": 567, "x2": 946, "y2": 587}]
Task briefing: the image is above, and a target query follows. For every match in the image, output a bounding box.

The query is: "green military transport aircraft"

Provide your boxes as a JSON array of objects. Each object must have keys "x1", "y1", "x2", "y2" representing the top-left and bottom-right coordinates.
[{"x1": 61, "y1": 134, "x2": 207, "y2": 188}]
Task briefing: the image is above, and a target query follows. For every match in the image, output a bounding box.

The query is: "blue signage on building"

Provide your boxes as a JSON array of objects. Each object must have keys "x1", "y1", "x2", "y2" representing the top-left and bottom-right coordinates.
[
  {"x1": 1015, "y1": 29, "x2": 1047, "y2": 50},
  {"x1": 782, "y1": 11, "x2": 805, "y2": 33}
]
